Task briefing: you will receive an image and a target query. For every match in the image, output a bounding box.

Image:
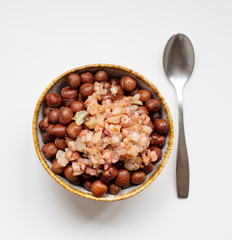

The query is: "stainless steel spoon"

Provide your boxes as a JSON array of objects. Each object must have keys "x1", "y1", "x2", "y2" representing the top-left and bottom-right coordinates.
[{"x1": 163, "y1": 33, "x2": 195, "y2": 198}]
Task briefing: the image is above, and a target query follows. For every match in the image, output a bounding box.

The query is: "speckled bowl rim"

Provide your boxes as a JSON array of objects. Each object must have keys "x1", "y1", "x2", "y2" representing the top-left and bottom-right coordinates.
[{"x1": 32, "y1": 64, "x2": 174, "y2": 202}]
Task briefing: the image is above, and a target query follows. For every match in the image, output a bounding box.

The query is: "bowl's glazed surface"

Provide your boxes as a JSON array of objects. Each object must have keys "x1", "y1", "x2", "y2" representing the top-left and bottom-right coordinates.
[{"x1": 32, "y1": 64, "x2": 174, "y2": 201}]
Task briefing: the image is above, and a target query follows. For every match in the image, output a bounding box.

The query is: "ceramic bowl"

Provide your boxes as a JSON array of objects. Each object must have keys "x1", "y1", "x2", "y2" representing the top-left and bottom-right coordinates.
[{"x1": 32, "y1": 64, "x2": 174, "y2": 201}]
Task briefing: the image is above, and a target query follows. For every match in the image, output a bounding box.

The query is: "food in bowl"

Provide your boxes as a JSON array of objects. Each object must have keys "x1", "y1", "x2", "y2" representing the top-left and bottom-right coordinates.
[{"x1": 38, "y1": 70, "x2": 169, "y2": 197}]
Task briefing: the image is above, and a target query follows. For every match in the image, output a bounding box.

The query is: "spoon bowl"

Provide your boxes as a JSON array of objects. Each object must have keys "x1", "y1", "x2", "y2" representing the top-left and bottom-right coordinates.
[{"x1": 163, "y1": 34, "x2": 195, "y2": 86}]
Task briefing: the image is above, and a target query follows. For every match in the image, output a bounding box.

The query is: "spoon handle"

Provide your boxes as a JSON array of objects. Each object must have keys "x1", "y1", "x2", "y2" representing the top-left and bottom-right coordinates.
[{"x1": 176, "y1": 89, "x2": 189, "y2": 198}]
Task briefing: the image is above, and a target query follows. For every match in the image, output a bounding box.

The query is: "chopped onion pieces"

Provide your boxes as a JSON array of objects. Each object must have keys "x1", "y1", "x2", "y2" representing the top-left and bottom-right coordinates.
[
  {"x1": 110, "y1": 86, "x2": 118, "y2": 95},
  {"x1": 93, "y1": 131, "x2": 102, "y2": 144},
  {"x1": 132, "y1": 100, "x2": 143, "y2": 105},
  {"x1": 56, "y1": 150, "x2": 65, "y2": 159},
  {"x1": 100, "y1": 89, "x2": 108, "y2": 95},
  {"x1": 76, "y1": 137, "x2": 86, "y2": 152},
  {"x1": 85, "y1": 118, "x2": 97, "y2": 129},
  {"x1": 73, "y1": 111, "x2": 89, "y2": 125},
  {"x1": 106, "y1": 116, "x2": 121, "y2": 124}
]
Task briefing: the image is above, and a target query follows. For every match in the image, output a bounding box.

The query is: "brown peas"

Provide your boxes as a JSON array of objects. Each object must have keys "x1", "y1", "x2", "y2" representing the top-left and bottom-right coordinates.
[
  {"x1": 109, "y1": 183, "x2": 121, "y2": 195},
  {"x1": 150, "y1": 146, "x2": 162, "y2": 160},
  {"x1": 39, "y1": 116, "x2": 49, "y2": 131},
  {"x1": 151, "y1": 133, "x2": 166, "y2": 147},
  {"x1": 82, "y1": 172, "x2": 92, "y2": 179},
  {"x1": 94, "y1": 70, "x2": 108, "y2": 82},
  {"x1": 71, "y1": 177, "x2": 82, "y2": 186},
  {"x1": 114, "y1": 169, "x2": 130, "y2": 187},
  {"x1": 67, "y1": 122, "x2": 82, "y2": 138},
  {"x1": 48, "y1": 108, "x2": 59, "y2": 124},
  {"x1": 129, "y1": 87, "x2": 140, "y2": 96},
  {"x1": 154, "y1": 119, "x2": 169, "y2": 134},
  {"x1": 114, "y1": 85, "x2": 124, "y2": 96},
  {"x1": 77, "y1": 94, "x2": 84, "y2": 102},
  {"x1": 46, "y1": 124, "x2": 54, "y2": 134},
  {"x1": 42, "y1": 142, "x2": 58, "y2": 159},
  {"x1": 49, "y1": 124, "x2": 67, "y2": 137},
  {"x1": 61, "y1": 87, "x2": 78, "y2": 99},
  {"x1": 137, "y1": 106, "x2": 149, "y2": 115},
  {"x1": 101, "y1": 81, "x2": 111, "y2": 91},
  {"x1": 102, "y1": 166, "x2": 118, "y2": 181},
  {"x1": 59, "y1": 107, "x2": 73, "y2": 125},
  {"x1": 91, "y1": 180, "x2": 108, "y2": 197},
  {"x1": 138, "y1": 89, "x2": 151, "y2": 102},
  {"x1": 45, "y1": 93, "x2": 62, "y2": 108},
  {"x1": 42, "y1": 132, "x2": 54, "y2": 143},
  {"x1": 99, "y1": 174, "x2": 111, "y2": 184},
  {"x1": 39, "y1": 70, "x2": 171, "y2": 197},
  {"x1": 52, "y1": 159, "x2": 65, "y2": 174},
  {"x1": 145, "y1": 98, "x2": 161, "y2": 113},
  {"x1": 43, "y1": 107, "x2": 52, "y2": 116},
  {"x1": 122, "y1": 181, "x2": 131, "y2": 189},
  {"x1": 101, "y1": 93, "x2": 115, "y2": 102},
  {"x1": 115, "y1": 95, "x2": 124, "y2": 101},
  {"x1": 109, "y1": 78, "x2": 119, "y2": 85},
  {"x1": 64, "y1": 165, "x2": 78, "y2": 182},
  {"x1": 79, "y1": 83, "x2": 94, "y2": 98},
  {"x1": 70, "y1": 100, "x2": 85, "y2": 112},
  {"x1": 131, "y1": 171, "x2": 146, "y2": 185},
  {"x1": 114, "y1": 161, "x2": 124, "y2": 169},
  {"x1": 120, "y1": 76, "x2": 137, "y2": 92},
  {"x1": 143, "y1": 163, "x2": 154, "y2": 174},
  {"x1": 83, "y1": 179, "x2": 93, "y2": 191},
  {"x1": 54, "y1": 137, "x2": 66, "y2": 150},
  {"x1": 66, "y1": 73, "x2": 81, "y2": 88},
  {"x1": 62, "y1": 98, "x2": 75, "y2": 107},
  {"x1": 80, "y1": 72, "x2": 94, "y2": 84},
  {"x1": 151, "y1": 112, "x2": 162, "y2": 122}
]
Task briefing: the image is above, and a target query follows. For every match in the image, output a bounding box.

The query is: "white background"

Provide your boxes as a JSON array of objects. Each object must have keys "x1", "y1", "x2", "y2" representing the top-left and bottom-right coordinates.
[{"x1": 0, "y1": 0, "x2": 232, "y2": 239}]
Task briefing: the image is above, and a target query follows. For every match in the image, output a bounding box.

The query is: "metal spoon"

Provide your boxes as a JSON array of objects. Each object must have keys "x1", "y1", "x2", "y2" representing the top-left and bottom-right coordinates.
[{"x1": 163, "y1": 33, "x2": 195, "y2": 198}]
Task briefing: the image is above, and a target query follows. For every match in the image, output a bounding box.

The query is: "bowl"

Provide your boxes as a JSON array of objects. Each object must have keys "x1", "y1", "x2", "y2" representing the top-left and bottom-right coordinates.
[{"x1": 32, "y1": 64, "x2": 174, "y2": 201}]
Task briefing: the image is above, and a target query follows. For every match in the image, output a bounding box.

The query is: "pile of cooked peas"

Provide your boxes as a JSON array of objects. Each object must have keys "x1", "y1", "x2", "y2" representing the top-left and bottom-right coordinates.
[{"x1": 39, "y1": 70, "x2": 169, "y2": 197}]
